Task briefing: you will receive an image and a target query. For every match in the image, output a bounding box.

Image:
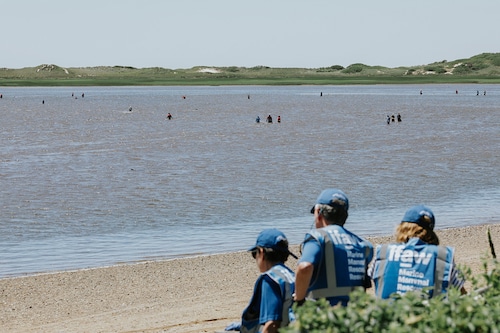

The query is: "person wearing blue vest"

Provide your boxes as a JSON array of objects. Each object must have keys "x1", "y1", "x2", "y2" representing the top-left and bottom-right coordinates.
[
  {"x1": 225, "y1": 229, "x2": 297, "y2": 333},
  {"x1": 294, "y1": 189, "x2": 374, "y2": 307},
  {"x1": 368, "y1": 205, "x2": 466, "y2": 299}
]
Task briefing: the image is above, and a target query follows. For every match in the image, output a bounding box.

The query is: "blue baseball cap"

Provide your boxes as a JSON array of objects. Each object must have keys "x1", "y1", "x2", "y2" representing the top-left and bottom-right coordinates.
[
  {"x1": 402, "y1": 205, "x2": 435, "y2": 230},
  {"x1": 249, "y1": 229, "x2": 297, "y2": 259},
  {"x1": 310, "y1": 188, "x2": 349, "y2": 214}
]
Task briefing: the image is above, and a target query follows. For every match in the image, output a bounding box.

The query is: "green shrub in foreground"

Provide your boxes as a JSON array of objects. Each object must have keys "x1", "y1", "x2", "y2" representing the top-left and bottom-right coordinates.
[{"x1": 283, "y1": 259, "x2": 500, "y2": 333}]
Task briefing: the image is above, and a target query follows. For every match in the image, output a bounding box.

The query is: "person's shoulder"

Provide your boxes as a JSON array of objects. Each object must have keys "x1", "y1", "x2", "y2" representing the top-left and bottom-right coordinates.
[
  {"x1": 342, "y1": 227, "x2": 374, "y2": 245},
  {"x1": 304, "y1": 229, "x2": 324, "y2": 240},
  {"x1": 268, "y1": 263, "x2": 295, "y2": 280},
  {"x1": 408, "y1": 237, "x2": 434, "y2": 247}
]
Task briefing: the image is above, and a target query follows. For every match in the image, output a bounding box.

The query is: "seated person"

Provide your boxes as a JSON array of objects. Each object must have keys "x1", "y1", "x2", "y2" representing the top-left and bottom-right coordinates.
[
  {"x1": 368, "y1": 205, "x2": 466, "y2": 299},
  {"x1": 294, "y1": 189, "x2": 373, "y2": 307},
  {"x1": 226, "y1": 229, "x2": 297, "y2": 333}
]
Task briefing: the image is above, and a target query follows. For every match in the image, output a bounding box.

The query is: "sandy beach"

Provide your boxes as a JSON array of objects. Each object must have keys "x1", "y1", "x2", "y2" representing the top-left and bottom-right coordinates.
[{"x1": 1, "y1": 223, "x2": 499, "y2": 333}]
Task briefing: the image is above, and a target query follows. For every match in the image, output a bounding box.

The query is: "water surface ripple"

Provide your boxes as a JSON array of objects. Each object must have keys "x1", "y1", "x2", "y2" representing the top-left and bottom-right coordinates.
[{"x1": 0, "y1": 85, "x2": 498, "y2": 278}]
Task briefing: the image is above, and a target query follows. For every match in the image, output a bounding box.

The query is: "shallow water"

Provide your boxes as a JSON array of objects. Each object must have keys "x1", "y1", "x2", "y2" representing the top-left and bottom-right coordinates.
[{"x1": 0, "y1": 84, "x2": 499, "y2": 278}]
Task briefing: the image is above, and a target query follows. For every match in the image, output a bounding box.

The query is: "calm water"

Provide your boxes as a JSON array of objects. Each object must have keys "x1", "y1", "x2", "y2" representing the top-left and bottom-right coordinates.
[{"x1": 1, "y1": 85, "x2": 499, "y2": 278}]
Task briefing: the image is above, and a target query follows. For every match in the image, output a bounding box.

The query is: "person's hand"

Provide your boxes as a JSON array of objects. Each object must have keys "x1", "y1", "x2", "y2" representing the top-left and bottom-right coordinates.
[
  {"x1": 225, "y1": 321, "x2": 241, "y2": 331},
  {"x1": 295, "y1": 299, "x2": 306, "y2": 307}
]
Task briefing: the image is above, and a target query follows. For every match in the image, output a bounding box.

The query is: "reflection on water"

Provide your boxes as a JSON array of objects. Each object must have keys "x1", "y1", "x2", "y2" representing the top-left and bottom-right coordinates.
[{"x1": 0, "y1": 84, "x2": 499, "y2": 277}]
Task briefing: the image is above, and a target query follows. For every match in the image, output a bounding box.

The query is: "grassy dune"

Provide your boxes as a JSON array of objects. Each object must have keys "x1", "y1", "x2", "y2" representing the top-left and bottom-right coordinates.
[{"x1": 1, "y1": 53, "x2": 500, "y2": 86}]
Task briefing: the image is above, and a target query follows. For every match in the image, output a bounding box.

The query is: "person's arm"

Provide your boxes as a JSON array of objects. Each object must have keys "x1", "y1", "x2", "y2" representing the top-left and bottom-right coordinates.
[
  {"x1": 262, "y1": 320, "x2": 281, "y2": 333},
  {"x1": 294, "y1": 261, "x2": 314, "y2": 302}
]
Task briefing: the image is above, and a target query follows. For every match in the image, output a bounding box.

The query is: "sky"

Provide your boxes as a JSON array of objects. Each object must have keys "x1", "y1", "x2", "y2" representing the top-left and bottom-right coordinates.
[{"x1": 2, "y1": 0, "x2": 500, "y2": 69}]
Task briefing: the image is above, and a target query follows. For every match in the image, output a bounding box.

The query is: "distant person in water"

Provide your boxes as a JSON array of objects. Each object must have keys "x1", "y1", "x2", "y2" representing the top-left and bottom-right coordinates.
[
  {"x1": 391, "y1": 115, "x2": 395, "y2": 122},
  {"x1": 277, "y1": 116, "x2": 281, "y2": 123},
  {"x1": 167, "y1": 113, "x2": 172, "y2": 120},
  {"x1": 397, "y1": 113, "x2": 402, "y2": 122},
  {"x1": 267, "y1": 115, "x2": 273, "y2": 123},
  {"x1": 256, "y1": 116, "x2": 260, "y2": 123},
  {"x1": 129, "y1": 106, "x2": 133, "y2": 112},
  {"x1": 387, "y1": 115, "x2": 390, "y2": 125}
]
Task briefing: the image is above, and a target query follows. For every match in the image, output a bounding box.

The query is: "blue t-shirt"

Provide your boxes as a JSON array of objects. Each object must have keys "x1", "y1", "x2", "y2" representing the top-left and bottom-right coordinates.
[{"x1": 300, "y1": 240, "x2": 322, "y2": 275}]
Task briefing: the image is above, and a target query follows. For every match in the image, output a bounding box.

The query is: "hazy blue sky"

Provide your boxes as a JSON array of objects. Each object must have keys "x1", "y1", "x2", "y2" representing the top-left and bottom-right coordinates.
[{"x1": 2, "y1": 0, "x2": 499, "y2": 69}]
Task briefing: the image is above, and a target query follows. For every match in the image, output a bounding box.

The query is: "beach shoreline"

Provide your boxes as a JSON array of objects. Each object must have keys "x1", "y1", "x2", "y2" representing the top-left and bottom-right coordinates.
[{"x1": 1, "y1": 223, "x2": 499, "y2": 333}]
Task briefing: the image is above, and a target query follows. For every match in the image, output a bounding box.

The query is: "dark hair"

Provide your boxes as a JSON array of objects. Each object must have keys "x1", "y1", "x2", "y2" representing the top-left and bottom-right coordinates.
[
  {"x1": 317, "y1": 204, "x2": 348, "y2": 226},
  {"x1": 262, "y1": 239, "x2": 290, "y2": 263}
]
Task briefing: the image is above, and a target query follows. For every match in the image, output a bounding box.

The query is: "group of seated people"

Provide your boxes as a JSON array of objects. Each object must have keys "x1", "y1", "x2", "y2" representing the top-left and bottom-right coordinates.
[{"x1": 225, "y1": 188, "x2": 466, "y2": 333}]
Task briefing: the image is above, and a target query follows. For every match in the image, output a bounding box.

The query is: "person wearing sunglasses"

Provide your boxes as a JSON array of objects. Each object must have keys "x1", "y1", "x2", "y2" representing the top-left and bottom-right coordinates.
[
  {"x1": 294, "y1": 188, "x2": 374, "y2": 307},
  {"x1": 225, "y1": 228, "x2": 297, "y2": 333}
]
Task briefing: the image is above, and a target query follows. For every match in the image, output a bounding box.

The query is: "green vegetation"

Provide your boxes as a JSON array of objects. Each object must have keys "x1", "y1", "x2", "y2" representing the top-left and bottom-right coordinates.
[
  {"x1": 284, "y1": 261, "x2": 500, "y2": 332},
  {"x1": 1, "y1": 53, "x2": 500, "y2": 86},
  {"x1": 283, "y1": 230, "x2": 500, "y2": 333}
]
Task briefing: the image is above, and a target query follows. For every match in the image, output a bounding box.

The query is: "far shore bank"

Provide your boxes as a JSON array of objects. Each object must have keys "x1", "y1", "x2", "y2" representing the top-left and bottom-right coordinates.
[
  {"x1": 2, "y1": 77, "x2": 500, "y2": 87},
  {"x1": 2, "y1": 52, "x2": 500, "y2": 86}
]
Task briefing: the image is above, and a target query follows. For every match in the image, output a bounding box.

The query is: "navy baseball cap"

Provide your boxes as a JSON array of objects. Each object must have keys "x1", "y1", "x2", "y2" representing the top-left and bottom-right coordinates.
[
  {"x1": 402, "y1": 205, "x2": 435, "y2": 230},
  {"x1": 249, "y1": 229, "x2": 297, "y2": 259},
  {"x1": 310, "y1": 188, "x2": 349, "y2": 214}
]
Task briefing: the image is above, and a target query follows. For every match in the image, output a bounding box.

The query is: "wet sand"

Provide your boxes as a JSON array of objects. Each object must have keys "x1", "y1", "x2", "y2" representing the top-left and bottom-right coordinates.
[{"x1": 1, "y1": 223, "x2": 499, "y2": 333}]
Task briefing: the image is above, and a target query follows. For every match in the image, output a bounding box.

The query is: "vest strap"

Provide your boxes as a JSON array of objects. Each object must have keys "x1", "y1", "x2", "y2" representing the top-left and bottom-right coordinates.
[
  {"x1": 375, "y1": 244, "x2": 389, "y2": 298},
  {"x1": 433, "y1": 246, "x2": 448, "y2": 297}
]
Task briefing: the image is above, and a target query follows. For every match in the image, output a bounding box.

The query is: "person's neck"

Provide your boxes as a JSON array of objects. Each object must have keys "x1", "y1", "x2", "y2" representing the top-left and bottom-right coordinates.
[
  {"x1": 324, "y1": 221, "x2": 344, "y2": 228},
  {"x1": 262, "y1": 261, "x2": 281, "y2": 272}
]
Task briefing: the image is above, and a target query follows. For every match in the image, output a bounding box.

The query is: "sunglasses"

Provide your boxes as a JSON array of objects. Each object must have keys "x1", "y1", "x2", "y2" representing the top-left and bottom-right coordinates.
[{"x1": 251, "y1": 248, "x2": 259, "y2": 259}]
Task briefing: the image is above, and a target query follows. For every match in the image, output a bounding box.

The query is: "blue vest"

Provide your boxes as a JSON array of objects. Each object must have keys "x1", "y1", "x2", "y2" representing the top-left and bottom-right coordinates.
[
  {"x1": 303, "y1": 225, "x2": 373, "y2": 306},
  {"x1": 371, "y1": 238, "x2": 454, "y2": 299},
  {"x1": 241, "y1": 264, "x2": 295, "y2": 333}
]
